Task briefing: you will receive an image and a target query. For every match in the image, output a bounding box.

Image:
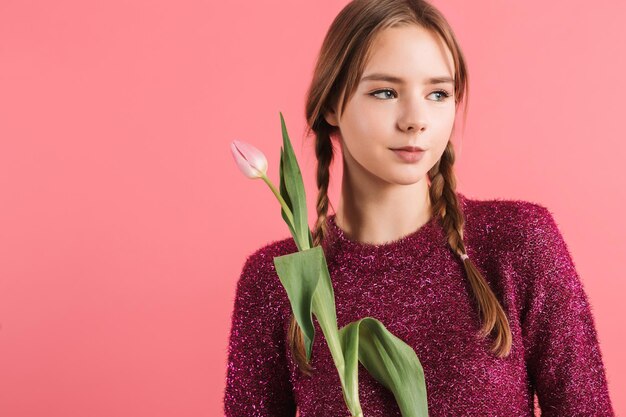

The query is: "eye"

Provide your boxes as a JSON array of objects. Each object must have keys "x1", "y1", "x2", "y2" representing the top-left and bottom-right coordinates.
[
  {"x1": 370, "y1": 89, "x2": 397, "y2": 100},
  {"x1": 428, "y1": 90, "x2": 452, "y2": 102},
  {"x1": 370, "y1": 88, "x2": 453, "y2": 102}
]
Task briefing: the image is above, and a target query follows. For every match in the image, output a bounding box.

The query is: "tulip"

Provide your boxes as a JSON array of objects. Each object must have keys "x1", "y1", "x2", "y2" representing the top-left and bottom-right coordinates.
[
  {"x1": 230, "y1": 139, "x2": 268, "y2": 179},
  {"x1": 230, "y1": 138, "x2": 297, "y2": 246}
]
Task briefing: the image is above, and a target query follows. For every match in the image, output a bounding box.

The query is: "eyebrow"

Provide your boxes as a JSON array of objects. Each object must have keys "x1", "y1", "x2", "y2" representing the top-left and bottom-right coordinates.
[{"x1": 360, "y1": 73, "x2": 455, "y2": 85}]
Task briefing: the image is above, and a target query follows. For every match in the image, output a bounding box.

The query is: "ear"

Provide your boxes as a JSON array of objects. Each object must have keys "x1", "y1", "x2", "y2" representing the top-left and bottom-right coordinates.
[{"x1": 323, "y1": 106, "x2": 339, "y2": 127}]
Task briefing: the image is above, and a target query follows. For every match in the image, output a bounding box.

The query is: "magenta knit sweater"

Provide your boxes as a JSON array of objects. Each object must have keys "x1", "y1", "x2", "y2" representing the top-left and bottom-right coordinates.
[{"x1": 223, "y1": 192, "x2": 615, "y2": 416}]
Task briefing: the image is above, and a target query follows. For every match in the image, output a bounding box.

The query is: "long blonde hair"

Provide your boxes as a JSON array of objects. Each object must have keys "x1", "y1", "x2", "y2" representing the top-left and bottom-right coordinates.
[{"x1": 292, "y1": 0, "x2": 512, "y2": 377}]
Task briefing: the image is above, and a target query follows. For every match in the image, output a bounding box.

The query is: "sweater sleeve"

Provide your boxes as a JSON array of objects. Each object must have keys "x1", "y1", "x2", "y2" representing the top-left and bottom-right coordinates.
[
  {"x1": 519, "y1": 205, "x2": 614, "y2": 416},
  {"x1": 223, "y1": 250, "x2": 297, "y2": 417}
]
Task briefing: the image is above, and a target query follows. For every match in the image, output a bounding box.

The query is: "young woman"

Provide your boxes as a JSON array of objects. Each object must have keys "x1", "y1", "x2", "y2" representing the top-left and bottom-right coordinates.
[{"x1": 224, "y1": 1, "x2": 615, "y2": 416}]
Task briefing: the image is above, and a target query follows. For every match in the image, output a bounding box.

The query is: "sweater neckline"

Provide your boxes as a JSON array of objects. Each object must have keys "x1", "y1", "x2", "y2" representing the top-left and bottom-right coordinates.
[
  {"x1": 325, "y1": 210, "x2": 440, "y2": 258},
  {"x1": 323, "y1": 192, "x2": 468, "y2": 258}
]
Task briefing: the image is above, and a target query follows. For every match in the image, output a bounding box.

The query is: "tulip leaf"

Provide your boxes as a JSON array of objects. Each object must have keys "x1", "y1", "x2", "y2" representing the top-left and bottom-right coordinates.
[
  {"x1": 339, "y1": 318, "x2": 429, "y2": 417},
  {"x1": 274, "y1": 246, "x2": 365, "y2": 417},
  {"x1": 279, "y1": 112, "x2": 309, "y2": 249},
  {"x1": 309, "y1": 246, "x2": 362, "y2": 414},
  {"x1": 273, "y1": 247, "x2": 322, "y2": 362},
  {"x1": 308, "y1": 246, "x2": 340, "y2": 367},
  {"x1": 279, "y1": 147, "x2": 298, "y2": 248}
]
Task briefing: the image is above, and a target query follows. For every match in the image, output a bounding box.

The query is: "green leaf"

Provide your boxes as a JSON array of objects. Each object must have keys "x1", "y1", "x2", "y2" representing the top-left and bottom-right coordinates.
[
  {"x1": 279, "y1": 147, "x2": 297, "y2": 247},
  {"x1": 274, "y1": 247, "x2": 364, "y2": 417},
  {"x1": 273, "y1": 248, "x2": 322, "y2": 362},
  {"x1": 309, "y1": 246, "x2": 340, "y2": 368},
  {"x1": 279, "y1": 112, "x2": 310, "y2": 249},
  {"x1": 339, "y1": 318, "x2": 429, "y2": 417}
]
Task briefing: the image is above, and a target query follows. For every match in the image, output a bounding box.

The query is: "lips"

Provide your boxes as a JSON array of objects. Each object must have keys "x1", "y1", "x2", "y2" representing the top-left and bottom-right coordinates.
[
  {"x1": 391, "y1": 146, "x2": 425, "y2": 152},
  {"x1": 391, "y1": 147, "x2": 425, "y2": 163}
]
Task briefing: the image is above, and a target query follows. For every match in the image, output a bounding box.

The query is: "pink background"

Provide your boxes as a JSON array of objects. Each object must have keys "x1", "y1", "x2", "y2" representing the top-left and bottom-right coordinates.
[{"x1": 1, "y1": 0, "x2": 624, "y2": 416}]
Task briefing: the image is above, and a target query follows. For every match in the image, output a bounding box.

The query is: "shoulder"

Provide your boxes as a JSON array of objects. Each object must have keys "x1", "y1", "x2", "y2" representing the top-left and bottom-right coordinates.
[
  {"x1": 235, "y1": 235, "x2": 299, "y2": 305},
  {"x1": 458, "y1": 192, "x2": 556, "y2": 249},
  {"x1": 242, "y1": 236, "x2": 299, "y2": 276}
]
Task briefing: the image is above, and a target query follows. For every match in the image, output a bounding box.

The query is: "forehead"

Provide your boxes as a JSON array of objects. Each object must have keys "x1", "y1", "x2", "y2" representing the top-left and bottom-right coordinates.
[{"x1": 363, "y1": 25, "x2": 455, "y2": 81}]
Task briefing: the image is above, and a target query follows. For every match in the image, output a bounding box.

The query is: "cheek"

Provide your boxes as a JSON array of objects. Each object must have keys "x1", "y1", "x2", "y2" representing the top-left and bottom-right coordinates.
[
  {"x1": 433, "y1": 112, "x2": 455, "y2": 145},
  {"x1": 444, "y1": 108, "x2": 457, "y2": 131},
  {"x1": 348, "y1": 99, "x2": 388, "y2": 132},
  {"x1": 345, "y1": 108, "x2": 374, "y2": 136}
]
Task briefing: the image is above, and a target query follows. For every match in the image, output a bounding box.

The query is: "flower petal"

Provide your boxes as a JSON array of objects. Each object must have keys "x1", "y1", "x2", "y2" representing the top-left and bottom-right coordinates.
[{"x1": 230, "y1": 140, "x2": 268, "y2": 178}]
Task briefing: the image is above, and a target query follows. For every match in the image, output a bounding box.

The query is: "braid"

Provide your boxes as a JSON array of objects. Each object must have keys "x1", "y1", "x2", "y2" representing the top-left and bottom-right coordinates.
[
  {"x1": 288, "y1": 127, "x2": 335, "y2": 377},
  {"x1": 312, "y1": 130, "x2": 335, "y2": 247},
  {"x1": 428, "y1": 142, "x2": 513, "y2": 358}
]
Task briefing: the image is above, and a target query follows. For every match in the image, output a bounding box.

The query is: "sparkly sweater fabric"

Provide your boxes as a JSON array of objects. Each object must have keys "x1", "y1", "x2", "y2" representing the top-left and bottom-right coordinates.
[{"x1": 223, "y1": 192, "x2": 614, "y2": 416}]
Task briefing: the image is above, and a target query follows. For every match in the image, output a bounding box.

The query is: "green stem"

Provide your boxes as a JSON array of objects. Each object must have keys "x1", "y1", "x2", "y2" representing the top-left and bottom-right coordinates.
[
  {"x1": 260, "y1": 173, "x2": 296, "y2": 233},
  {"x1": 313, "y1": 292, "x2": 362, "y2": 416}
]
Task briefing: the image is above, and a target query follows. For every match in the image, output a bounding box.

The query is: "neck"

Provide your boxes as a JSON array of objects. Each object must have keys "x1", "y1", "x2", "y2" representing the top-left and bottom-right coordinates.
[{"x1": 335, "y1": 166, "x2": 433, "y2": 246}]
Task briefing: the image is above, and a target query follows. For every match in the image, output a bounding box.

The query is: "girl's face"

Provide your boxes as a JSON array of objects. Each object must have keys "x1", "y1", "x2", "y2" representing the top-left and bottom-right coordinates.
[{"x1": 324, "y1": 24, "x2": 457, "y2": 186}]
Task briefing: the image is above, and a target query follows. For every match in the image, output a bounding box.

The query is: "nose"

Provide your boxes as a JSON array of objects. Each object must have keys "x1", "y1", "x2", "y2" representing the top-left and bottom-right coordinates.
[
  {"x1": 398, "y1": 104, "x2": 427, "y2": 133},
  {"x1": 402, "y1": 121, "x2": 426, "y2": 132}
]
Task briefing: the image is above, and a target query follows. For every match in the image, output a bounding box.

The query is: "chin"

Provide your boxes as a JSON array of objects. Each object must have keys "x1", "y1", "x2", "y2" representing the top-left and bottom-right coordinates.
[{"x1": 390, "y1": 172, "x2": 427, "y2": 186}]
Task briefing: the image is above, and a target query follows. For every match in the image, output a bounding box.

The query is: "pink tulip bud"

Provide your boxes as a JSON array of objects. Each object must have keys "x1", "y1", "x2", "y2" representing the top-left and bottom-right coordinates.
[{"x1": 230, "y1": 139, "x2": 268, "y2": 179}]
